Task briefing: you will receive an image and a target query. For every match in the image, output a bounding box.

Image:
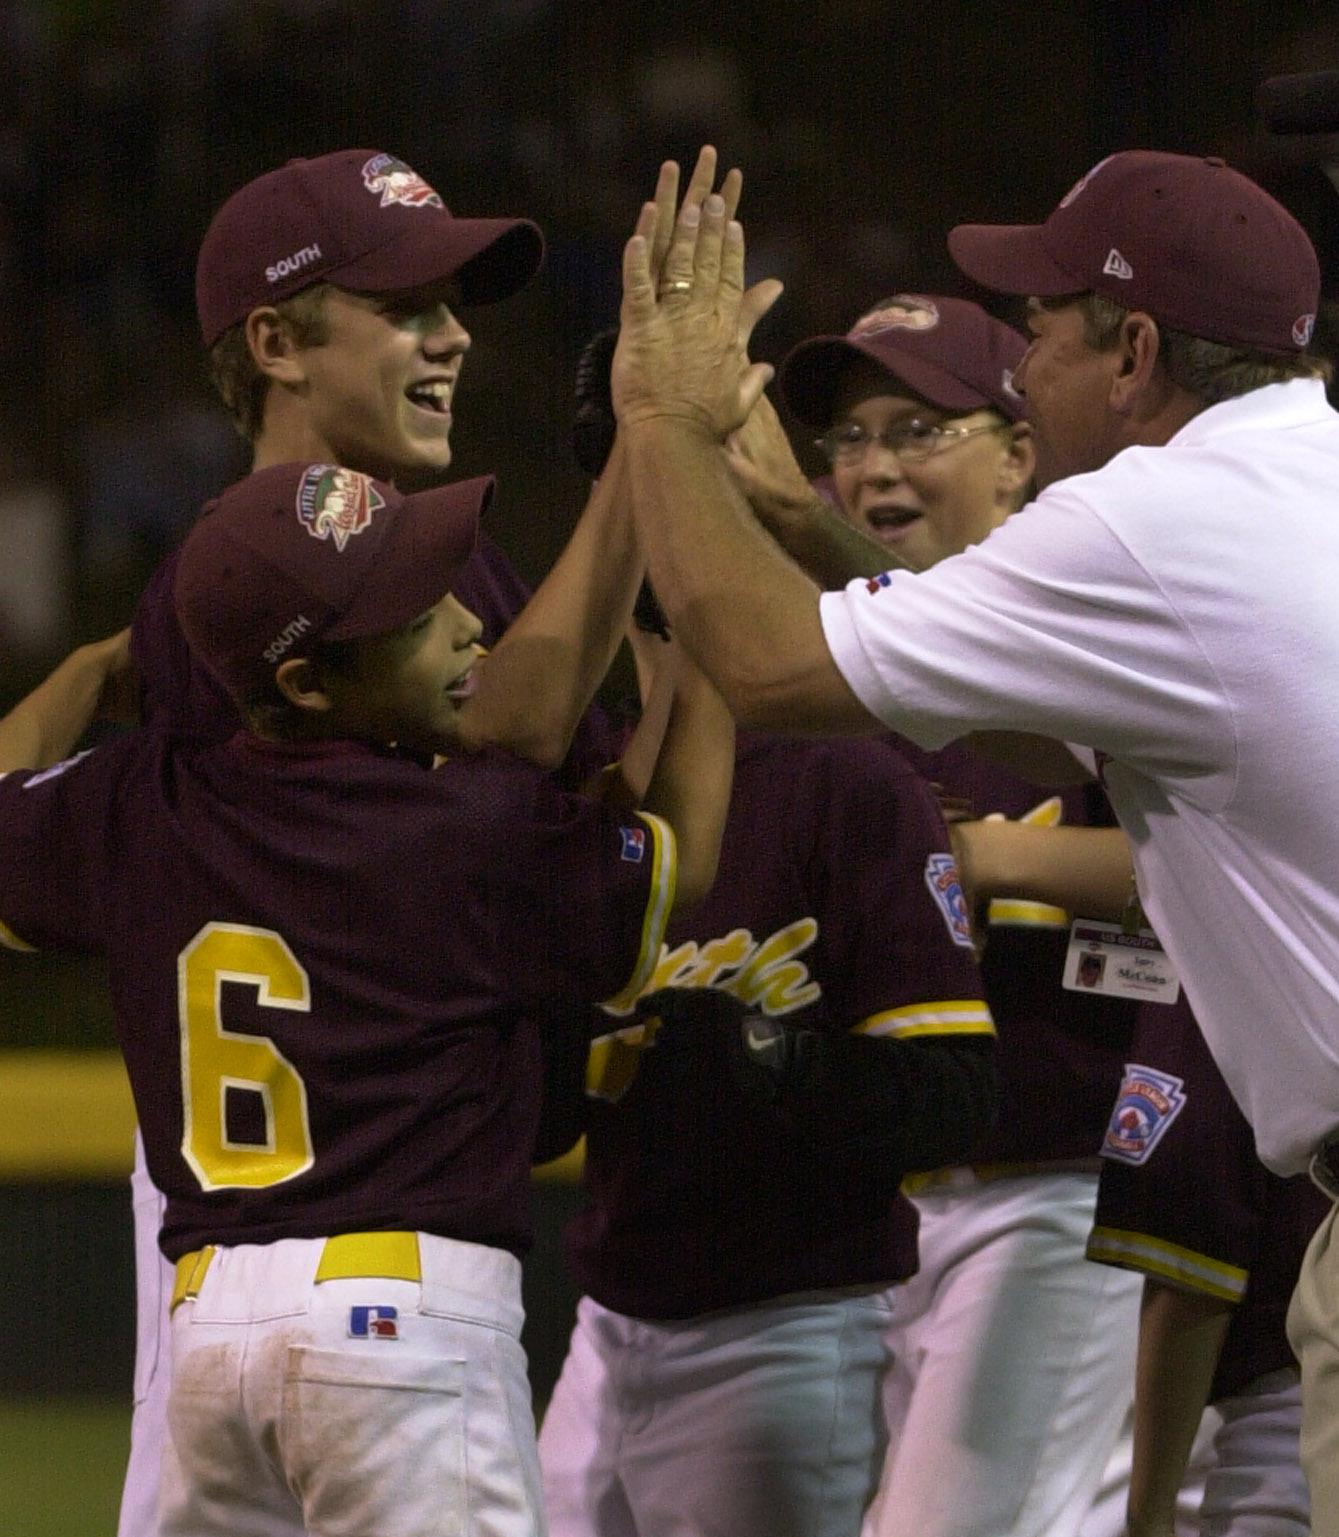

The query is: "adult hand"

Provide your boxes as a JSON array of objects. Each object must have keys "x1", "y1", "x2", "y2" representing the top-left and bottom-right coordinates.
[
  {"x1": 646, "y1": 146, "x2": 742, "y2": 288},
  {"x1": 575, "y1": 149, "x2": 748, "y2": 478},
  {"x1": 613, "y1": 154, "x2": 783, "y2": 440},
  {"x1": 724, "y1": 392, "x2": 822, "y2": 528}
]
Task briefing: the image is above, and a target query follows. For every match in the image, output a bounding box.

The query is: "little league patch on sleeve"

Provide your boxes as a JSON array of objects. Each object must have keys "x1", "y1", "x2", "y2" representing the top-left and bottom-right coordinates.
[
  {"x1": 1101, "y1": 1064, "x2": 1187, "y2": 1165},
  {"x1": 924, "y1": 853, "x2": 975, "y2": 949},
  {"x1": 348, "y1": 1305, "x2": 400, "y2": 1339},
  {"x1": 619, "y1": 825, "x2": 646, "y2": 863}
]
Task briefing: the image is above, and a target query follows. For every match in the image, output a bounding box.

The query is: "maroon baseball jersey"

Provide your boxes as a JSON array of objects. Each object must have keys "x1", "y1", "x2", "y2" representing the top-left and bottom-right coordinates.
[
  {"x1": 890, "y1": 737, "x2": 1138, "y2": 1167},
  {"x1": 564, "y1": 733, "x2": 993, "y2": 1320},
  {"x1": 1087, "y1": 996, "x2": 1329, "y2": 1400},
  {"x1": 0, "y1": 731, "x2": 672, "y2": 1261}
]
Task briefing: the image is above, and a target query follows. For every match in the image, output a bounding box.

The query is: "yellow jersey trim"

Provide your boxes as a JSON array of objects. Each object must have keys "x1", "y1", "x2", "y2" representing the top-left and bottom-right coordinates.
[
  {"x1": 854, "y1": 999, "x2": 995, "y2": 1040},
  {"x1": 0, "y1": 918, "x2": 36, "y2": 953},
  {"x1": 602, "y1": 813, "x2": 676, "y2": 1014},
  {"x1": 986, "y1": 898, "x2": 1069, "y2": 928},
  {"x1": 1086, "y1": 1223, "x2": 1247, "y2": 1302}
]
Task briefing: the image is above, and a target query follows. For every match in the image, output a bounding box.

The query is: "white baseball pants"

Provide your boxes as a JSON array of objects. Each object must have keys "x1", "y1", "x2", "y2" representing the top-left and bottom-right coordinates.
[
  {"x1": 119, "y1": 1130, "x2": 173, "y2": 1537},
  {"x1": 865, "y1": 1171, "x2": 1142, "y2": 1537},
  {"x1": 539, "y1": 1287, "x2": 893, "y2": 1537},
  {"x1": 160, "y1": 1232, "x2": 542, "y2": 1537}
]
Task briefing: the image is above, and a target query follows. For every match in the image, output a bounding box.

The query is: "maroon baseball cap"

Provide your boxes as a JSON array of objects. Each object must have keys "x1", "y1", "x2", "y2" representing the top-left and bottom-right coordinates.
[
  {"x1": 779, "y1": 294, "x2": 1028, "y2": 427},
  {"x1": 949, "y1": 151, "x2": 1320, "y2": 352},
  {"x1": 196, "y1": 150, "x2": 545, "y2": 346},
  {"x1": 174, "y1": 461, "x2": 491, "y2": 704}
]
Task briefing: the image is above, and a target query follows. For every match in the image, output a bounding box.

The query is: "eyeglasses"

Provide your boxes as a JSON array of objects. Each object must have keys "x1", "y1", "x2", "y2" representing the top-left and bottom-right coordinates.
[{"x1": 816, "y1": 418, "x2": 1004, "y2": 466}]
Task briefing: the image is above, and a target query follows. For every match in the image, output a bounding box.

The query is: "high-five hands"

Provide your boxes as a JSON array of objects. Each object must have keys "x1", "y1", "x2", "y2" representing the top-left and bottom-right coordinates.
[
  {"x1": 613, "y1": 146, "x2": 783, "y2": 440},
  {"x1": 724, "y1": 392, "x2": 820, "y2": 526}
]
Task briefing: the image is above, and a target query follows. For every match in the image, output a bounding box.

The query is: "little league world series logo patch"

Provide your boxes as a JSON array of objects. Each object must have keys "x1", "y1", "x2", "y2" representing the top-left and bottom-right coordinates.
[
  {"x1": 1101, "y1": 1063, "x2": 1187, "y2": 1165},
  {"x1": 851, "y1": 295, "x2": 940, "y2": 336},
  {"x1": 924, "y1": 853, "x2": 975, "y2": 949},
  {"x1": 362, "y1": 153, "x2": 444, "y2": 209},
  {"x1": 296, "y1": 466, "x2": 385, "y2": 551}
]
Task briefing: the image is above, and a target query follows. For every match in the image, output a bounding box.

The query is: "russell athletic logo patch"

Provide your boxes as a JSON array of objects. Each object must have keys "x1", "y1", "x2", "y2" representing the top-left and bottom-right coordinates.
[
  {"x1": 296, "y1": 466, "x2": 385, "y2": 551},
  {"x1": 1101, "y1": 1063, "x2": 1187, "y2": 1165},
  {"x1": 348, "y1": 1306, "x2": 400, "y2": 1340},
  {"x1": 362, "y1": 154, "x2": 444, "y2": 209}
]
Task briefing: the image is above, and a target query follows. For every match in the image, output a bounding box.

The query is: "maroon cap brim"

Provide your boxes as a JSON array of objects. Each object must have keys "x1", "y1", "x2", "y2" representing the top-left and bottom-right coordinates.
[
  {"x1": 332, "y1": 218, "x2": 544, "y2": 306},
  {"x1": 948, "y1": 222, "x2": 1084, "y2": 298},
  {"x1": 326, "y1": 476, "x2": 493, "y2": 642},
  {"x1": 779, "y1": 337, "x2": 993, "y2": 427}
]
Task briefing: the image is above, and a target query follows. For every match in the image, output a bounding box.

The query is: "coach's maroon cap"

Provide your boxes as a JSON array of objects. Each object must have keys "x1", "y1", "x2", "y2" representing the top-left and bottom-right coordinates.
[
  {"x1": 779, "y1": 294, "x2": 1027, "y2": 427},
  {"x1": 196, "y1": 150, "x2": 544, "y2": 346},
  {"x1": 949, "y1": 151, "x2": 1320, "y2": 352},
  {"x1": 174, "y1": 461, "x2": 491, "y2": 703}
]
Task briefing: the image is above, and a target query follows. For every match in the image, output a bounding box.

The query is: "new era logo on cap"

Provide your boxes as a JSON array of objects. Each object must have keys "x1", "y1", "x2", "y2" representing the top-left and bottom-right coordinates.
[{"x1": 1103, "y1": 248, "x2": 1134, "y2": 280}]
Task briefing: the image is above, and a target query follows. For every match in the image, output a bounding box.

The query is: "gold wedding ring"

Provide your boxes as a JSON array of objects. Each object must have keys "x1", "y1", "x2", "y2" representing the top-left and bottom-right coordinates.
[{"x1": 658, "y1": 279, "x2": 693, "y2": 295}]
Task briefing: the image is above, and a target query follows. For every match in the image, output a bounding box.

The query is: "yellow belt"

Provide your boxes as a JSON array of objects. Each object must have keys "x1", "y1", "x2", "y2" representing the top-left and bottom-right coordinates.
[{"x1": 171, "y1": 1231, "x2": 422, "y2": 1312}]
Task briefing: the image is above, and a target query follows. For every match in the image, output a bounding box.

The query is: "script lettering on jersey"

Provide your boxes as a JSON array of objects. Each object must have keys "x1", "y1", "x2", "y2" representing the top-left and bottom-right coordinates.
[
  {"x1": 265, "y1": 244, "x2": 323, "y2": 283},
  {"x1": 588, "y1": 919, "x2": 821, "y2": 1102},
  {"x1": 607, "y1": 919, "x2": 822, "y2": 1019}
]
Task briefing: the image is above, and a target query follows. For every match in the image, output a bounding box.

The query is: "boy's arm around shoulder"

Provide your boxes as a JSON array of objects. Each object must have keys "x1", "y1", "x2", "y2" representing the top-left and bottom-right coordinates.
[{"x1": 0, "y1": 630, "x2": 134, "y2": 774}]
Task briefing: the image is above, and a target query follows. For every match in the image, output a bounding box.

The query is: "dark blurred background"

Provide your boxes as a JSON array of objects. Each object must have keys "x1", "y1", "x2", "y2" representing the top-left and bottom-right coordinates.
[{"x1": 0, "y1": 4, "x2": 1337, "y2": 1506}]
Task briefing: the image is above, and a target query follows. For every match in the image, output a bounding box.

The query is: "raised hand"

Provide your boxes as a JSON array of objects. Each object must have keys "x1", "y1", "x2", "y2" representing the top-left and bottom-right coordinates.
[
  {"x1": 724, "y1": 392, "x2": 817, "y2": 522},
  {"x1": 647, "y1": 147, "x2": 742, "y2": 289},
  {"x1": 613, "y1": 149, "x2": 783, "y2": 441}
]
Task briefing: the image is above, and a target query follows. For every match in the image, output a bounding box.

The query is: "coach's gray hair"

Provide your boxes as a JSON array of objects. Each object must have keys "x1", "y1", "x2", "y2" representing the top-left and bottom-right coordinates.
[{"x1": 1074, "y1": 292, "x2": 1331, "y2": 406}]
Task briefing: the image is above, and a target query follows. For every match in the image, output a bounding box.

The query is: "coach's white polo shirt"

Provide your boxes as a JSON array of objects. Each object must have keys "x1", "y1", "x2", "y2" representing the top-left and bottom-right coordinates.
[{"x1": 821, "y1": 377, "x2": 1339, "y2": 1176}]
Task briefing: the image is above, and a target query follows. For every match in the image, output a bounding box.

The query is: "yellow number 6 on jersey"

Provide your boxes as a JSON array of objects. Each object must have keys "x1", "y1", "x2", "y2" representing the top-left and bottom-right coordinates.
[{"x1": 178, "y1": 922, "x2": 315, "y2": 1191}]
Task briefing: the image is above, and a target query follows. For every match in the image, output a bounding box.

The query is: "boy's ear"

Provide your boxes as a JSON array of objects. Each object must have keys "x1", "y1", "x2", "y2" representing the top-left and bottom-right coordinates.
[
  {"x1": 273, "y1": 656, "x2": 333, "y2": 713},
  {"x1": 245, "y1": 307, "x2": 309, "y2": 387}
]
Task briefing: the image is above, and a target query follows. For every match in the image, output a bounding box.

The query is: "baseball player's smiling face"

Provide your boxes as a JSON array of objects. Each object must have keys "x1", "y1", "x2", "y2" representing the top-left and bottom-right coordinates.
[
  {"x1": 319, "y1": 591, "x2": 486, "y2": 754},
  {"x1": 290, "y1": 284, "x2": 471, "y2": 484},
  {"x1": 828, "y1": 366, "x2": 1030, "y2": 571}
]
